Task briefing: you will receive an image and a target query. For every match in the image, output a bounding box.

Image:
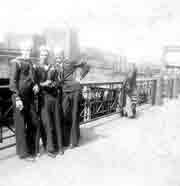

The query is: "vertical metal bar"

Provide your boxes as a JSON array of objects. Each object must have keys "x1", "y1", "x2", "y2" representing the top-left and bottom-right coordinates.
[
  {"x1": 87, "y1": 86, "x2": 91, "y2": 121},
  {"x1": 170, "y1": 79, "x2": 174, "y2": 99},
  {"x1": 151, "y1": 80, "x2": 157, "y2": 105},
  {"x1": 0, "y1": 125, "x2": 2, "y2": 143},
  {"x1": 155, "y1": 75, "x2": 164, "y2": 105}
]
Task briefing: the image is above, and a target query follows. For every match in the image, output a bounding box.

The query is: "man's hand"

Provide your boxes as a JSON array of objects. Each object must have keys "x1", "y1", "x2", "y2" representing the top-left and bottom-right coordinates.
[
  {"x1": 33, "y1": 84, "x2": 39, "y2": 94},
  {"x1": 40, "y1": 80, "x2": 52, "y2": 87},
  {"x1": 16, "y1": 99, "x2": 23, "y2": 111},
  {"x1": 76, "y1": 76, "x2": 81, "y2": 82}
]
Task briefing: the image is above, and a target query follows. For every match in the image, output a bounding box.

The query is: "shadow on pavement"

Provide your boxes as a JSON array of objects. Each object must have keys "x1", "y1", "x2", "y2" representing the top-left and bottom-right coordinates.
[{"x1": 79, "y1": 127, "x2": 108, "y2": 147}]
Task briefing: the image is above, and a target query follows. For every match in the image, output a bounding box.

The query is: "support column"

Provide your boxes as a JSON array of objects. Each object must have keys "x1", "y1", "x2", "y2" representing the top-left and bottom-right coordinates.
[
  {"x1": 155, "y1": 73, "x2": 164, "y2": 105},
  {"x1": 151, "y1": 79, "x2": 157, "y2": 105},
  {"x1": 172, "y1": 76, "x2": 178, "y2": 98}
]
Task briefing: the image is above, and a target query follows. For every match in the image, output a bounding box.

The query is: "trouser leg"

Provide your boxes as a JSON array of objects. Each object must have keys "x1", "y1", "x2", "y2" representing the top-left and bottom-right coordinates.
[
  {"x1": 53, "y1": 99, "x2": 63, "y2": 152},
  {"x1": 35, "y1": 121, "x2": 46, "y2": 154},
  {"x1": 41, "y1": 94, "x2": 55, "y2": 153},
  {"x1": 34, "y1": 95, "x2": 47, "y2": 154},
  {"x1": 35, "y1": 124, "x2": 40, "y2": 154},
  {"x1": 13, "y1": 109, "x2": 28, "y2": 158},
  {"x1": 70, "y1": 91, "x2": 81, "y2": 147},
  {"x1": 26, "y1": 120, "x2": 36, "y2": 156},
  {"x1": 54, "y1": 100, "x2": 63, "y2": 151},
  {"x1": 40, "y1": 122, "x2": 47, "y2": 149},
  {"x1": 12, "y1": 95, "x2": 28, "y2": 158},
  {"x1": 26, "y1": 103, "x2": 40, "y2": 156},
  {"x1": 62, "y1": 93, "x2": 71, "y2": 146}
]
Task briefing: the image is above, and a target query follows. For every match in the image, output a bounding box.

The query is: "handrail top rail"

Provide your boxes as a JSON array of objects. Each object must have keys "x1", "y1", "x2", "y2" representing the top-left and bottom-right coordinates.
[
  {"x1": 80, "y1": 78, "x2": 157, "y2": 86},
  {"x1": 0, "y1": 78, "x2": 157, "y2": 88}
]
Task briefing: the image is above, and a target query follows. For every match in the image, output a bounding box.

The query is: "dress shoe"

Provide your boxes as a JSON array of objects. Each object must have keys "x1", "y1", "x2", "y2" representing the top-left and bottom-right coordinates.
[
  {"x1": 47, "y1": 152, "x2": 57, "y2": 158},
  {"x1": 59, "y1": 150, "x2": 64, "y2": 155},
  {"x1": 25, "y1": 156, "x2": 36, "y2": 162},
  {"x1": 69, "y1": 144, "x2": 74, "y2": 149},
  {"x1": 119, "y1": 111, "x2": 124, "y2": 117}
]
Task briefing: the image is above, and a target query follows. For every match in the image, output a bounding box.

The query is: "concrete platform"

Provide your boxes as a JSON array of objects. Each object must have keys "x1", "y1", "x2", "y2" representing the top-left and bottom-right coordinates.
[{"x1": 0, "y1": 99, "x2": 180, "y2": 186}]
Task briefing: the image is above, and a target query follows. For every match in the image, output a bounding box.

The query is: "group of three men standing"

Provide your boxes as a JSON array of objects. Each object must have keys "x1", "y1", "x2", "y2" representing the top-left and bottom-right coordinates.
[{"x1": 10, "y1": 46, "x2": 89, "y2": 161}]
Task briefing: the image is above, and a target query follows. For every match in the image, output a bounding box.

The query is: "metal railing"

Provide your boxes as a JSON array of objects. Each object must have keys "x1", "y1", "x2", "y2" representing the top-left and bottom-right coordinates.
[
  {"x1": 136, "y1": 78, "x2": 156, "y2": 105},
  {"x1": 1, "y1": 75, "x2": 180, "y2": 151},
  {"x1": 0, "y1": 78, "x2": 157, "y2": 150},
  {"x1": 80, "y1": 82, "x2": 123, "y2": 123},
  {"x1": 80, "y1": 78, "x2": 157, "y2": 123},
  {"x1": 162, "y1": 77, "x2": 180, "y2": 99},
  {"x1": 0, "y1": 84, "x2": 14, "y2": 151}
]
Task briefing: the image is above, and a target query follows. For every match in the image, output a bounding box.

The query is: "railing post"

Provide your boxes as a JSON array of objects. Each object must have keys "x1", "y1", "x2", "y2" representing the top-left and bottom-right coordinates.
[
  {"x1": 82, "y1": 85, "x2": 91, "y2": 122},
  {"x1": 169, "y1": 79, "x2": 174, "y2": 99},
  {"x1": 115, "y1": 87, "x2": 121, "y2": 112},
  {"x1": 177, "y1": 78, "x2": 180, "y2": 95},
  {"x1": 0, "y1": 108, "x2": 2, "y2": 143},
  {"x1": 172, "y1": 76, "x2": 178, "y2": 98},
  {"x1": 167, "y1": 79, "x2": 171, "y2": 98},
  {"x1": 151, "y1": 79, "x2": 157, "y2": 105},
  {"x1": 178, "y1": 77, "x2": 180, "y2": 95},
  {"x1": 155, "y1": 75, "x2": 164, "y2": 105},
  {"x1": 0, "y1": 126, "x2": 2, "y2": 143},
  {"x1": 84, "y1": 101, "x2": 91, "y2": 122}
]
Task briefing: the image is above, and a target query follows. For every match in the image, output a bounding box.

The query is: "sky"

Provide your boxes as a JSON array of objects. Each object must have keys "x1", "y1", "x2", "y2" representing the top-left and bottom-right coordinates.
[{"x1": 1, "y1": 0, "x2": 180, "y2": 63}]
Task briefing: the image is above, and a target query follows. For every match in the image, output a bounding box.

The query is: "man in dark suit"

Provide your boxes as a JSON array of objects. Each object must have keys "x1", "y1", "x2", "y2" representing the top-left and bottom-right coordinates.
[
  {"x1": 55, "y1": 50, "x2": 90, "y2": 149},
  {"x1": 10, "y1": 48, "x2": 39, "y2": 160},
  {"x1": 34, "y1": 47, "x2": 64, "y2": 157}
]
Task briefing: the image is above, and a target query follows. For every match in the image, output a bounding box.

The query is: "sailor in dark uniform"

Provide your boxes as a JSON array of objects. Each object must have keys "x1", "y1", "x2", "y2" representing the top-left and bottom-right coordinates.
[
  {"x1": 35, "y1": 47, "x2": 63, "y2": 157},
  {"x1": 10, "y1": 47, "x2": 39, "y2": 160},
  {"x1": 55, "y1": 50, "x2": 90, "y2": 149}
]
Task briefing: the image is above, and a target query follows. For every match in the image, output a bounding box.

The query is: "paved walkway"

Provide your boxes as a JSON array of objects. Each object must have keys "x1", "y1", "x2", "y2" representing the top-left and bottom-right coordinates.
[{"x1": 1, "y1": 98, "x2": 180, "y2": 186}]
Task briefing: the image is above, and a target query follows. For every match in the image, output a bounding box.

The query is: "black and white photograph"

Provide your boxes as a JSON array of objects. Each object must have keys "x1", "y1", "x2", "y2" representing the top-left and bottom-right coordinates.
[{"x1": 0, "y1": 0, "x2": 180, "y2": 185}]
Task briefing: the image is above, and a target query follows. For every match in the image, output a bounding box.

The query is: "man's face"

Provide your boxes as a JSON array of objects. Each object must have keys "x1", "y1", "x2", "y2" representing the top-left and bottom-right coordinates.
[
  {"x1": 55, "y1": 54, "x2": 65, "y2": 64},
  {"x1": 55, "y1": 57, "x2": 61, "y2": 63},
  {"x1": 39, "y1": 50, "x2": 49, "y2": 65}
]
